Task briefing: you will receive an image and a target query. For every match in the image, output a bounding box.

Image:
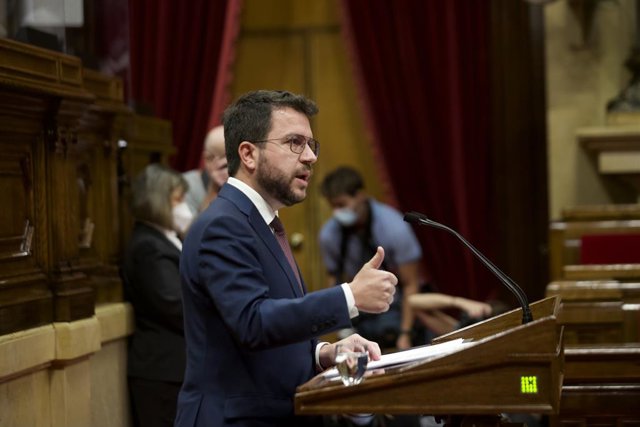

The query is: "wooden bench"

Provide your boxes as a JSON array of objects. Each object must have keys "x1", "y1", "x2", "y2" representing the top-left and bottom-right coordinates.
[
  {"x1": 549, "y1": 204, "x2": 640, "y2": 281},
  {"x1": 545, "y1": 280, "x2": 640, "y2": 345},
  {"x1": 551, "y1": 344, "x2": 640, "y2": 426},
  {"x1": 562, "y1": 263, "x2": 640, "y2": 281}
]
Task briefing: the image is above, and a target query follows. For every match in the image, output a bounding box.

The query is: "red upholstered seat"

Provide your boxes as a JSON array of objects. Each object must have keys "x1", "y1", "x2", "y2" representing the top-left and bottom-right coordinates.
[{"x1": 580, "y1": 233, "x2": 640, "y2": 264}]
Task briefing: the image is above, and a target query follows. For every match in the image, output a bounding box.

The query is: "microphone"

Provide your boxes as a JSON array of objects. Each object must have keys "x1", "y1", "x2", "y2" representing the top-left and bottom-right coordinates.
[{"x1": 404, "y1": 211, "x2": 533, "y2": 324}]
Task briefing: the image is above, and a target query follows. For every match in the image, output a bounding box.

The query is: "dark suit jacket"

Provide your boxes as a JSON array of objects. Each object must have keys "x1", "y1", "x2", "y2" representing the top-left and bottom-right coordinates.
[
  {"x1": 122, "y1": 222, "x2": 185, "y2": 383},
  {"x1": 175, "y1": 184, "x2": 352, "y2": 427}
]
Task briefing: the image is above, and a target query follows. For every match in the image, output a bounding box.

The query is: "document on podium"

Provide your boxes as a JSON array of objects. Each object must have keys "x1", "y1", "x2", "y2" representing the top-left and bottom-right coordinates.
[{"x1": 322, "y1": 338, "x2": 474, "y2": 379}]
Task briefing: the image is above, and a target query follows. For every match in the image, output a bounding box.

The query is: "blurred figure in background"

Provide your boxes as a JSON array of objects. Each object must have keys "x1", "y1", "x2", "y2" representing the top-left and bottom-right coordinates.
[
  {"x1": 319, "y1": 166, "x2": 429, "y2": 351},
  {"x1": 183, "y1": 125, "x2": 228, "y2": 215},
  {"x1": 122, "y1": 163, "x2": 190, "y2": 427},
  {"x1": 409, "y1": 293, "x2": 507, "y2": 336}
]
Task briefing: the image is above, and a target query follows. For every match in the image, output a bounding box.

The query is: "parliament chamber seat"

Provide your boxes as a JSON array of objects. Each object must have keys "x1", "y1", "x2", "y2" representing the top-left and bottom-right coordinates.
[
  {"x1": 549, "y1": 204, "x2": 640, "y2": 282},
  {"x1": 545, "y1": 280, "x2": 640, "y2": 345},
  {"x1": 545, "y1": 280, "x2": 640, "y2": 425},
  {"x1": 546, "y1": 204, "x2": 640, "y2": 425},
  {"x1": 553, "y1": 344, "x2": 640, "y2": 426}
]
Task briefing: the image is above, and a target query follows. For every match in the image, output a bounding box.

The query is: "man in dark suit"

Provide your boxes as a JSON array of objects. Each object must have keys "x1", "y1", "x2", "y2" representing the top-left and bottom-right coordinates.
[{"x1": 175, "y1": 90, "x2": 398, "y2": 427}]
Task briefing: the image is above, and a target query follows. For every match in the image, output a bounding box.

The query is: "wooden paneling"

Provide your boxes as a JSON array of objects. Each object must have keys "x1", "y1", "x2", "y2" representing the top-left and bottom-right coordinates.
[
  {"x1": 75, "y1": 68, "x2": 132, "y2": 304},
  {"x1": 45, "y1": 95, "x2": 96, "y2": 322},
  {"x1": 0, "y1": 38, "x2": 90, "y2": 98},
  {"x1": 242, "y1": 0, "x2": 339, "y2": 29},
  {"x1": 561, "y1": 203, "x2": 640, "y2": 221},
  {"x1": 232, "y1": 35, "x2": 306, "y2": 93},
  {"x1": 0, "y1": 37, "x2": 173, "y2": 334},
  {"x1": 0, "y1": 37, "x2": 94, "y2": 333},
  {"x1": 490, "y1": 0, "x2": 550, "y2": 302}
]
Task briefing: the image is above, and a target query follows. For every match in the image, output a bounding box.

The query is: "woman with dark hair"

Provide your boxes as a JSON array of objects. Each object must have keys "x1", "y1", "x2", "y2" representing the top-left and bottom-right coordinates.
[{"x1": 122, "y1": 163, "x2": 191, "y2": 427}]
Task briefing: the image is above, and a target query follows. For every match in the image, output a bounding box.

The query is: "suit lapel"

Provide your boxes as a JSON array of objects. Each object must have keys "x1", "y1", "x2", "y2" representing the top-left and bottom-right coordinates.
[
  {"x1": 249, "y1": 208, "x2": 305, "y2": 298},
  {"x1": 220, "y1": 185, "x2": 305, "y2": 298}
]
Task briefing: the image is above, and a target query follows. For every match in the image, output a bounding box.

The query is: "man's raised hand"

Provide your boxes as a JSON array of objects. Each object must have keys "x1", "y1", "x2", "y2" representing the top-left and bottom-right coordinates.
[{"x1": 348, "y1": 246, "x2": 398, "y2": 313}]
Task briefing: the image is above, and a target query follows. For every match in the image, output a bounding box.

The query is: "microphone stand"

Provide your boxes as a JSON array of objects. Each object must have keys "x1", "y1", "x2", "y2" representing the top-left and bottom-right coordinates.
[{"x1": 404, "y1": 211, "x2": 533, "y2": 324}]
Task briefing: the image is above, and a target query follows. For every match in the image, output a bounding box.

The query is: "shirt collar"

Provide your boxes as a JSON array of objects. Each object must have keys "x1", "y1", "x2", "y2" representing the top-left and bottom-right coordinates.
[
  {"x1": 227, "y1": 177, "x2": 278, "y2": 225},
  {"x1": 164, "y1": 230, "x2": 183, "y2": 250}
]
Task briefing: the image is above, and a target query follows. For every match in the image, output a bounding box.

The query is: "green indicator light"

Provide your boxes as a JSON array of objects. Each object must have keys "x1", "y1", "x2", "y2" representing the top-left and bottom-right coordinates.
[{"x1": 521, "y1": 376, "x2": 538, "y2": 394}]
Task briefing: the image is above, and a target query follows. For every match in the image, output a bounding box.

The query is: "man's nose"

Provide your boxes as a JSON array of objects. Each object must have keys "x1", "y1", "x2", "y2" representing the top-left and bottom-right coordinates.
[{"x1": 299, "y1": 142, "x2": 317, "y2": 163}]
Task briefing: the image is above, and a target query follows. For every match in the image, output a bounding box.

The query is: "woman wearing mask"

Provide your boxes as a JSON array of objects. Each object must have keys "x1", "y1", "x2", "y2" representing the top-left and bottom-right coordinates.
[{"x1": 122, "y1": 163, "x2": 192, "y2": 427}]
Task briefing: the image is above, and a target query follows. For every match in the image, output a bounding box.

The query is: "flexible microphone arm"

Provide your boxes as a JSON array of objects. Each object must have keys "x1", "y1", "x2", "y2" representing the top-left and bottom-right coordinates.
[{"x1": 404, "y1": 211, "x2": 533, "y2": 324}]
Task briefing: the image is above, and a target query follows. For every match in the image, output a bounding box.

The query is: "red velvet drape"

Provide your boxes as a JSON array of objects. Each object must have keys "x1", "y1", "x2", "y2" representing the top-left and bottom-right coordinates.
[
  {"x1": 128, "y1": 0, "x2": 239, "y2": 171},
  {"x1": 207, "y1": 0, "x2": 243, "y2": 131},
  {"x1": 340, "y1": 1, "x2": 497, "y2": 299}
]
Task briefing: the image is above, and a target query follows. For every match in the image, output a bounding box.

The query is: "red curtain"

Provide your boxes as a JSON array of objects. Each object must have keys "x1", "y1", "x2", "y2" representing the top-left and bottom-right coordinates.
[
  {"x1": 128, "y1": 0, "x2": 241, "y2": 171},
  {"x1": 340, "y1": 1, "x2": 496, "y2": 299}
]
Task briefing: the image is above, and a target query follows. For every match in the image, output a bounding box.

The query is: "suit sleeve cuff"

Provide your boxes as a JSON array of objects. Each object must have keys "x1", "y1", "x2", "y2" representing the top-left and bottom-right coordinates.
[{"x1": 340, "y1": 282, "x2": 359, "y2": 319}]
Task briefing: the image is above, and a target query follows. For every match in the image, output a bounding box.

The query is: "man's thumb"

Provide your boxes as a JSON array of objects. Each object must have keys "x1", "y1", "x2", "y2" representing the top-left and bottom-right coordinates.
[{"x1": 365, "y1": 246, "x2": 385, "y2": 270}]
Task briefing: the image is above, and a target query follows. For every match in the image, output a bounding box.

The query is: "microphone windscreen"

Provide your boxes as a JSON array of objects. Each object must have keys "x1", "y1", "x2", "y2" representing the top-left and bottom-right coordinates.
[{"x1": 403, "y1": 212, "x2": 425, "y2": 224}]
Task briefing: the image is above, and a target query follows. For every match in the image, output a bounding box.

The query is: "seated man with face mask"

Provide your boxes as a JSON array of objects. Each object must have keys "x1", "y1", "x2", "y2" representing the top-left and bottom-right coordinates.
[
  {"x1": 319, "y1": 166, "x2": 430, "y2": 351},
  {"x1": 122, "y1": 163, "x2": 192, "y2": 427}
]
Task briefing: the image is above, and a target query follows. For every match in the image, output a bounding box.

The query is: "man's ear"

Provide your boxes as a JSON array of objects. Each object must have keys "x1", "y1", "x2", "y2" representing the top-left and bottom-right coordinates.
[{"x1": 238, "y1": 141, "x2": 258, "y2": 172}]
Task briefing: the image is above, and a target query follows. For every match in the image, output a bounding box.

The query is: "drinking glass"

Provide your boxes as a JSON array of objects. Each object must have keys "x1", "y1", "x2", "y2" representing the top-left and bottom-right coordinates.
[{"x1": 334, "y1": 344, "x2": 369, "y2": 386}]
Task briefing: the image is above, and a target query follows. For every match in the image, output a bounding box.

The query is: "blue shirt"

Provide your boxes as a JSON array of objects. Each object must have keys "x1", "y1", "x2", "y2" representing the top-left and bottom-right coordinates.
[{"x1": 319, "y1": 199, "x2": 422, "y2": 280}]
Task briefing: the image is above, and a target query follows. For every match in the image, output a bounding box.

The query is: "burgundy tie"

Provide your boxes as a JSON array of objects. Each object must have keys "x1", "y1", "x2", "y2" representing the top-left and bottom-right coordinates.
[{"x1": 270, "y1": 216, "x2": 304, "y2": 294}]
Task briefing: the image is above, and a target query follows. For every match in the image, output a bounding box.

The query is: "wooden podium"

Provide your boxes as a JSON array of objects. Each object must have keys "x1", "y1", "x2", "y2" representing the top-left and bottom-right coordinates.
[{"x1": 295, "y1": 297, "x2": 563, "y2": 421}]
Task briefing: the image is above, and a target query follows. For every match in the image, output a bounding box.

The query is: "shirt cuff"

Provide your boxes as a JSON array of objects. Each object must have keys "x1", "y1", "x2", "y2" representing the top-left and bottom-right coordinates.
[
  {"x1": 341, "y1": 282, "x2": 359, "y2": 319},
  {"x1": 315, "y1": 341, "x2": 330, "y2": 371}
]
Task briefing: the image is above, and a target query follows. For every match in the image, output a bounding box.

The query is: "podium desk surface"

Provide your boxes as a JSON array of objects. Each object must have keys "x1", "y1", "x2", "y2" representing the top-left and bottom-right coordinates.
[{"x1": 296, "y1": 297, "x2": 564, "y2": 416}]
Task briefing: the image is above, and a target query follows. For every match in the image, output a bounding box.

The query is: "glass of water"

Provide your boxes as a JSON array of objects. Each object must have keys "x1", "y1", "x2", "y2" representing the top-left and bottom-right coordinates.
[{"x1": 335, "y1": 344, "x2": 369, "y2": 386}]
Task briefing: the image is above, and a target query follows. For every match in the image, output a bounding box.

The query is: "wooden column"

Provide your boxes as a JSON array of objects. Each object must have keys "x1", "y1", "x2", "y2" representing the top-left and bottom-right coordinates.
[{"x1": 76, "y1": 69, "x2": 132, "y2": 304}]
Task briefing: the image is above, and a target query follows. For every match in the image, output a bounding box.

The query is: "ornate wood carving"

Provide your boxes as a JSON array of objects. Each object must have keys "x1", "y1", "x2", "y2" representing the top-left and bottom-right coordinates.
[
  {"x1": 0, "y1": 38, "x2": 94, "y2": 333},
  {"x1": 75, "y1": 68, "x2": 132, "y2": 304},
  {"x1": 0, "y1": 37, "x2": 176, "y2": 334}
]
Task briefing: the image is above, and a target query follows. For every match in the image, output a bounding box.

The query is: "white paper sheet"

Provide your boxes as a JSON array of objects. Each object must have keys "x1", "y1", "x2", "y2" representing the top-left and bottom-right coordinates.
[{"x1": 323, "y1": 338, "x2": 473, "y2": 379}]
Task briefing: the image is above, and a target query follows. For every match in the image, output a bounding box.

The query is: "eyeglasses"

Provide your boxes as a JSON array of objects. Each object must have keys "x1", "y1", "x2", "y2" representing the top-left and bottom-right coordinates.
[{"x1": 253, "y1": 134, "x2": 320, "y2": 156}]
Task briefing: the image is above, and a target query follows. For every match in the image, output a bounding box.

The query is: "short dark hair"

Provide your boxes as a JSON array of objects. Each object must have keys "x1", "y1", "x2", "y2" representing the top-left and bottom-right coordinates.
[
  {"x1": 320, "y1": 166, "x2": 365, "y2": 199},
  {"x1": 222, "y1": 90, "x2": 318, "y2": 176},
  {"x1": 130, "y1": 163, "x2": 188, "y2": 229}
]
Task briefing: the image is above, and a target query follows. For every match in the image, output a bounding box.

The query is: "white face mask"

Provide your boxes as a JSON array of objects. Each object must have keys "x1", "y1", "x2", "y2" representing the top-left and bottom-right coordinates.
[
  {"x1": 172, "y1": 201, "x2": 194, "y2": 234},
  {"x1": 333, "y1": 207, "x2": 358, "y2": 227}
]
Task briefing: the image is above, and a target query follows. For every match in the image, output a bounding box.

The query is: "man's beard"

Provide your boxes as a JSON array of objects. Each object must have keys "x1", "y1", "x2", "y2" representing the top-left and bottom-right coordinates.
[{"x1": 256, "y1": 155, "x2": 307, "y2": 207}]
